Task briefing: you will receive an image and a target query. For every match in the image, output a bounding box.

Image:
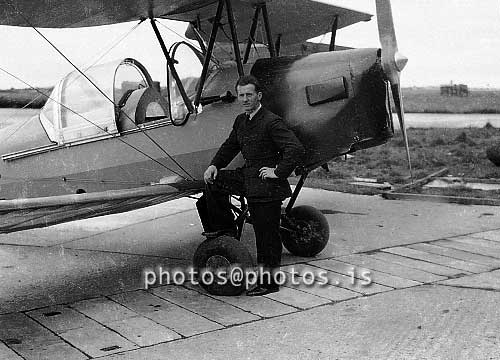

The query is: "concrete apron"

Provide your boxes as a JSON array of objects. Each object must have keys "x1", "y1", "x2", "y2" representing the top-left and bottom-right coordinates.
[{"x1": 1, "y1": 187, "x2": 500, "y2": 359}]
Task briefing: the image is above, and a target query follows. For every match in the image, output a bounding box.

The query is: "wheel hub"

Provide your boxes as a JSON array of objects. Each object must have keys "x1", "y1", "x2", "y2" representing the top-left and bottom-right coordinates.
[{"x1": 206, "y1": 255, "x2": 231, "y2": 269}]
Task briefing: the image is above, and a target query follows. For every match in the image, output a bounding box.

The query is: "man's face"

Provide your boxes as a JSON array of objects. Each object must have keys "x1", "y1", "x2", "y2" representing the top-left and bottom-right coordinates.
[{"x1": 237, "y1": 84, "x2": 262, "y2": 114}]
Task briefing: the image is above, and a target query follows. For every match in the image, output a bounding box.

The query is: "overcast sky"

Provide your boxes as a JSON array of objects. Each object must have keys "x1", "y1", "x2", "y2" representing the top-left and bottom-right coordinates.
[{"x1": 0, "y1": 0, "x2": 499, "y2": 89}]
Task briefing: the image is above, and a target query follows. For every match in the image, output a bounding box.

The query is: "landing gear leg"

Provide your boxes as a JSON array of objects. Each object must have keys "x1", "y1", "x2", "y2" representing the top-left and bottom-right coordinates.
[{"x1": 281, "y1": 172, "x2": 330, "y2": 257}]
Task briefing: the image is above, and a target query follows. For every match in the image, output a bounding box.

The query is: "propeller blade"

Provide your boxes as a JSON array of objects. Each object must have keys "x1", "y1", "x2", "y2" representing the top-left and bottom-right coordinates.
[
  {"x1": 391, "y1": 82, "x2": 412, "y2": 178},
  {"x1": 376, "y1": 0, "x2": 412, "y2": 178},
  {"x1": 376, "y1": 0, "x2": 398, "y2": 83}
]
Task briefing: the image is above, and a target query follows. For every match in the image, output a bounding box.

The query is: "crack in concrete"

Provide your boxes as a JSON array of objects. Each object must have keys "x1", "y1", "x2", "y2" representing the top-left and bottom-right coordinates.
[{"x1": 436, "y1": 283, "x2": 500, "y2": 293}]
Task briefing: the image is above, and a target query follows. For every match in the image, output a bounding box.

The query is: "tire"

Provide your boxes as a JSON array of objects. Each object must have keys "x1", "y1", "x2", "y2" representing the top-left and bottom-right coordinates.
[
  {"x1": 193, "y1": 235, "x2": 253, "y2": 296},
  {"x1": 280, "y1": 205, "x2": 330, "y2": 257}
]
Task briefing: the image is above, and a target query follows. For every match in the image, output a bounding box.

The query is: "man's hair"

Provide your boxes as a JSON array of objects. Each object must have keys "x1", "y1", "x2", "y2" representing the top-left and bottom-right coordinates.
[{"x1": 235, "y1": 75, "x2": 262, "y2": 93}]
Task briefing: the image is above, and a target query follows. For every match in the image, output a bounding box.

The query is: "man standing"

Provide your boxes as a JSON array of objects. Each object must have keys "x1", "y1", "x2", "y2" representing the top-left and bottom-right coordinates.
[{"x1": 196, "y1": 75, "x2": 305, "y2": 296}]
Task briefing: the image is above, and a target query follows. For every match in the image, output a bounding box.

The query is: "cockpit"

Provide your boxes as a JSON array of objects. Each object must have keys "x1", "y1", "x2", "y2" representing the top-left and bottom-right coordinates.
[
  {"x1": 1, "y1": 41, "x2": 227, "y2": 161},
  {"x1": 38, "y1": 47, "x2": 204, "y2": 146}
]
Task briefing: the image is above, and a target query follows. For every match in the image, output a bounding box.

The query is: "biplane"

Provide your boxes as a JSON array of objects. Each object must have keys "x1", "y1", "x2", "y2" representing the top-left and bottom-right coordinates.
[{"x1": 0, "y1": 0, "x2": 410, "y2": 295}]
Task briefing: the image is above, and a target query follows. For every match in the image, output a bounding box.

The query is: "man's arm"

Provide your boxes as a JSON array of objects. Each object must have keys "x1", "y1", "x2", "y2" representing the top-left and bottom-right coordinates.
[
  {"x1": 210, "y1": 122, "x2": 240, "y2": 170},
  {"x1": 267, "y1": 118, "x2": 306, "y2": 178}
]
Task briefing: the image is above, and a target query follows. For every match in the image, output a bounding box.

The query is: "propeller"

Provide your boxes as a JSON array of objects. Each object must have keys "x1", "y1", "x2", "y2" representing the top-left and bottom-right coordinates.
[{"x1": 376, "y1": 0, "x2": 412, "y2": 179}]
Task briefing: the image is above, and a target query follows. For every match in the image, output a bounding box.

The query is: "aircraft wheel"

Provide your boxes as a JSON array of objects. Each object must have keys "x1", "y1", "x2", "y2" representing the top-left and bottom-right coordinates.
[
  {"x1": 193, "y1": 235, "x2": 253, "y2": 296},
  {"x1": 280, "y1": 205, "x2": 329, "y2": 257}
]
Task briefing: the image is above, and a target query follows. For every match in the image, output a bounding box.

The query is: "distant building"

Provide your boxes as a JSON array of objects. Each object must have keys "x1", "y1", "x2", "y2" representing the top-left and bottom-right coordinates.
[{"x1": 440, "y1": 82, "x2": 469, "y2": 97}]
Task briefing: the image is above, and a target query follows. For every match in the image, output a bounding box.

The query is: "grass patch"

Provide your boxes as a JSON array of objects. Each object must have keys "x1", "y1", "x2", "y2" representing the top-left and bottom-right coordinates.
[
  {"x1": 0, "y1": 88, "x2": 51, "y2": 108},
  {"x1": 307, "y1": 126, "x2": 500, "y2": 198}
]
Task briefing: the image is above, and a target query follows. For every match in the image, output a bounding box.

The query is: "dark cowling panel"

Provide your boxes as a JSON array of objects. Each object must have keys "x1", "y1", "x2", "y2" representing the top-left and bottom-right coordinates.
[{"x1": 251, "y1": 48, "x2": 393, "y2": 170}]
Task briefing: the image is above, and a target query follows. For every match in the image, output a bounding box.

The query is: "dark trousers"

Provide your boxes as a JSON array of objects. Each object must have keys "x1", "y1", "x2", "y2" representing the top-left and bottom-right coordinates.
[{"x1": 196, "y1": 170, "x2": 282, "y2": 286}]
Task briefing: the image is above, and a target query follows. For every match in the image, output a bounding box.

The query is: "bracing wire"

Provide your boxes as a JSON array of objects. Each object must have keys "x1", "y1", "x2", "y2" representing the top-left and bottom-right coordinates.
[{"x1": 155, "y1": 19, "x2": 201, "y2": 51}]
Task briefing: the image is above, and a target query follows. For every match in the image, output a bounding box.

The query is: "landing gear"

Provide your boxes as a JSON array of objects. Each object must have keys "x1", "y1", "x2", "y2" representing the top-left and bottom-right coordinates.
[
  {"x1": 193, "y1": 171, "x2": 331, "y2": 295},
  {"x1": 280, "y1": 171, "x2": 330, "y2": 257},
  {"x1": 280, "y1": 205, "x2": 329, "y2": 257},
  {"x1": 193, "y1": 235, "x2": 253, "y2": 296}
]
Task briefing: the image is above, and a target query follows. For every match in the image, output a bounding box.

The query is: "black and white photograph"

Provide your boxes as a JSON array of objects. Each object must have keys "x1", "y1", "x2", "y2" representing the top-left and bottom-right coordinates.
[{"x1": 0, "y1": 0, "x2": 499, "y2": 359}]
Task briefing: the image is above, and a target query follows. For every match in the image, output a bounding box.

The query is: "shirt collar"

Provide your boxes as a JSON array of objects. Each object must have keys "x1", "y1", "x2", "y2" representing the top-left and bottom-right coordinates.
[{"x1": 246, "y1": 103, "x2": 262, "y2": 120}]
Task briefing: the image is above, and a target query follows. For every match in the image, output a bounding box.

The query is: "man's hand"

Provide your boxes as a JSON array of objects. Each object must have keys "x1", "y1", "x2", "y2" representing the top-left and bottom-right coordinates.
[
  {"x1": 204, "y1": 165, "x2": 218, "y2": 184},
  {"x1": 259, "y1": 167, "x2": 278, "y2": 180}
]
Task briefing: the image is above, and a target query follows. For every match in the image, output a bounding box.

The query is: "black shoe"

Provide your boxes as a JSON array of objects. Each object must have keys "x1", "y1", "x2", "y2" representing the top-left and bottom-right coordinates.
[{"x1": 246, "y1": 285, "x2": 279, "y2": 296}]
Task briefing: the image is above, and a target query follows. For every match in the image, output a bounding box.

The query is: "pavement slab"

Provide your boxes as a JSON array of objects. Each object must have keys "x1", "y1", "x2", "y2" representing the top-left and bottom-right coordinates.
[
  {"x1": 286, "y1": 281, "x2": 360, "y2": 302},
  {"x1": 336, "y1": 253, "x2": 447, "y2": 283},
  {"x1": 70, "y1": 296, "x2": 181, "y2": 346},
  {"x1": 281, "y1": 262, "x2": 392, "y2": 295},
  {"x1": 59, "y1": 323, "x2": 138, "y2": 358},
  {"x1": 309, "y1": 258, "x2": 421, "y2": 289},
  {"x1": 71, "y1": 297, "x2": 139, "y2": 323},
  {"x1": 27, "y1": 305, "x2": 98, "y2": 334},
  {"x1": 406, "y1": 242, "x2": 500, "y2": 268},
  {"x1": 263, "y1": 286, "x2": 331, "y2": 309},
  {"x1": 110, "y1": 290, "x2": 223, "y2": 337},
  {"x1": 104, "y1": 316, "x2": 181, "y2": 347},
  {"x1": 100, "y1": 285, "x2": 500, "y2": 360},
  {"x1": 0, "y1": 313, "x2": 88, "y2": 360},
  {"x1": 452, "y1": 236, "x2": 500, "y2": 254},
  {"x1": 434, "y1": 237, "x2": 500, "y2": 259},
  {"x1": 371, "y1": 251, "x2": 469, "y2": 277},
  {"x1": 382, "y1": 246, "x2": 491, "y2": 273},
  {"x1": 184, "y1": 283, "x2": 298, "y2": 318},
  {"x1": 151, "y1": 285, "x2": 260, "y2": 326}
]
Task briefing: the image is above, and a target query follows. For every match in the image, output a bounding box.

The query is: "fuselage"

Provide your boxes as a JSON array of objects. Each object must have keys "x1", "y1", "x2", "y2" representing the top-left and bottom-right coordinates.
[{"x1": 0, "y1": 48, "x2": 392, "y2": 199}]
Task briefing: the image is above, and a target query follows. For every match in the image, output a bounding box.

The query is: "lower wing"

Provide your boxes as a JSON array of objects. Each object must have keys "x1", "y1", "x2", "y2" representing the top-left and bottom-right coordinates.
[{"x1": 0, "y1": 182, "x2": 204, "y2": 233}]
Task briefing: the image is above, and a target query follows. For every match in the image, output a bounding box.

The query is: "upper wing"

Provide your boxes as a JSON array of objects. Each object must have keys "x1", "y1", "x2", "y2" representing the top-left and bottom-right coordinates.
[
  {"x1": 0, "y1": 0, "x2": 371, "y2": 45},
  {"x1": 0, "y1": 0, "x2": 217, "y2": 28},
  {"x1": 180, "y1": 0, "x2": 372, "y2": 46}
]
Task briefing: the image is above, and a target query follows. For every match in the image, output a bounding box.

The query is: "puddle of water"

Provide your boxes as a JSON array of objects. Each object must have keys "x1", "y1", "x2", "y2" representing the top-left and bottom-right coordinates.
[{"x1": 425, "y1": 178, "x2": 500, "y2": 191}]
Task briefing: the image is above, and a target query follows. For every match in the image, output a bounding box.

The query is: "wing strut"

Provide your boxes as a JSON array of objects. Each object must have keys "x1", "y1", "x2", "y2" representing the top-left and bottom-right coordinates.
[
  {"x1": 329, "y1": 16, "x2": 339, "y2": 51},
  {"x1": 241, "y1": 2, "x2": 277, "y2": 61},
  {"x1": 261, "y1": 4, "x2": 276, "y2": 57},
  {"x1": 150, "y1": 18, "x2": 195, "y2": 124},
  {"x1": 194, "y1": 0, "x2": 225, "y2": 109},
  {"x1": 243, "y1": 5, "x2": 262, "y2": 64},
  {"x1": 275, "y1": 34, "x2": 282, "y2": 56},
  {"x1": 225, "y1": 0, "x2": 244, "y2": 77}
]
